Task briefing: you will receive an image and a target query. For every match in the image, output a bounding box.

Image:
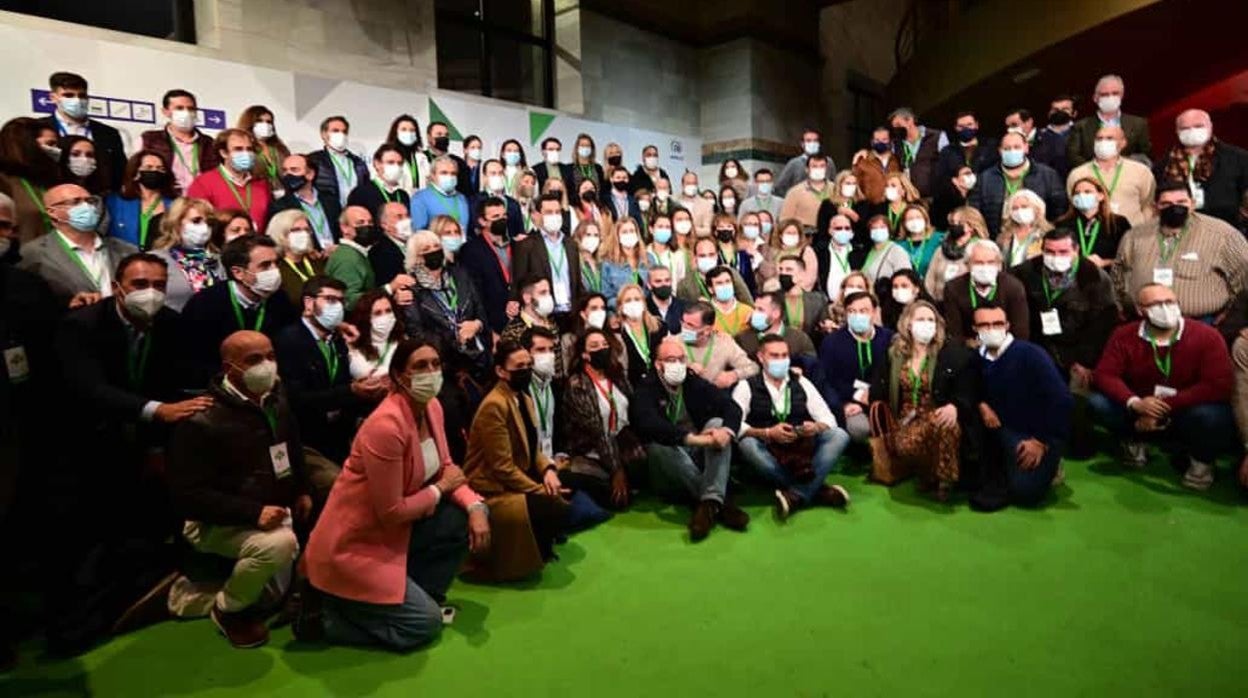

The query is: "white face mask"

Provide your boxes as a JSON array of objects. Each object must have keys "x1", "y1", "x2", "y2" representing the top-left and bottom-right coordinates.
[
  {"x1": 1145, "y1": 302, "x2": 1181, "y2": 329},
  {"x1": 397, "y1": 130, "x2": 419, "y2": 146},
  {"x1": 683, "y1": 184, "x2": 698, "y2": 198},
  {"x1": 644, "y1": 156, "x2": 659, "y2": 169},
  {"x1": 533, "y1": 293, "x2": 555, "y2": 317},
  {"x1": 407, "y1": 371, "x2": 443, "y2": 403},
  {"x1": 1093, "y1": 139, "x2": 1119, "y2": 160},
  {"x1": 532, "y1": 351, "x2": 557, "y2": 380},
  {"x1": 758, "y1": 182, "x2": 773, "y2": 196},
  {"x1": 1042, "y1": 254, "x2": 1073, "y2": 273},
  {"x1": 371, "y1": 312, "x2": 396, "y2": 344},
  {"x1": 580, "y1": 235, "x2": 600, "y2": 254},
  {"x1": 238, "y1": 359, "x2": 278, "y2": 396},
  {"x1": 466, "y1": 147, "x2": 482, "y2": 161},
  {"x1": 742, "y1": 225, "x2": 760, "y2": 240},
  {"x1": 724, "y1": 166, "x2": 739, "y2": 179},
  {"x1": 809, "y1": 168, "x2": 827, "y2": 182},
  {"x1": 960, "y1": 174, "x2": 977, "y2": 189},
  {"x1": 1096, "y1": 95, "x2": 1122, "y2": 114},
  {"x1": 696, "y1": 256, "x2": 717, "y2": 274},
  {"x1": 123, "y1": 287, "x2": 166, "y2": 321},
  {"x1": 393, "y1": 218, "x2": 413, "y2": 241},
  {"x1": 674, "y1": 220, "x2": 693, "y2": 235},
  {"x1": 327, "y1": 131, "x2": 347, "y2": 150},
  {"x1": 1178, "y1": 127, "x2": 1210, "y2": 148},
  {"x1": 182, "y1": 221, "x2": 211, "y2": 248},
  {"x1": 884, "y1": 186, "x2": 901, "y2": 202},
  {"x1": 381, "y1": 163, "x2": 402, "y2": 184},
  {"x1": 488, "y1": 174, "x2": 505, "y2": 192},
  {"x1": 656, "y1": 189, "x2": 671, "y2": 201},
  {"x1": 662, "y1": 360, "x2": 688, "y2": 386},
  {"x1": 619, "y1": 231, "x2": 639, "y2": 249},
  {"x1": 638, "y1": 199, "x2": 651, "y2": 212},
  {"x1": 287, "y1": 231, "x2": 311, "y2": 255},
  {"x1": 68, "y1": 156, "x2": 97, "y2": 178},
  {"x1": 910, "y1": 320, "x2": 937, "y2": 345},
  {"x1": 904, "y1": 218, "x2": 926, "y2": 234},
  {"x1": 978, "y1": 328, "x2": 1008, "y2": 349},
  {"x1": 622, "y1": 299, "x2": 645, "y2": 320},
  {"x1": 586, "y1": 308, "x2": 607, "y2": 329},
  {"x1": 892, "y1": 287, "x2": 915, "y2": 305},
  {"x1": 250, "y1": 268, "x2": 283, "y2": 296},
  {"x1": 170, "y1": 109, "x2": 196, "y2": 130},
  {"x1": 782, "y1": 233, "x2": 801, "y2": 248},
  {"x1": 721, "y1": 197, "x2": 736, "y2": 210},
  {"x1": 542, "y1": 213, "x2": 563, "y2": 234},
  {"x1": 576, "y1": 146, "x2": 593, "y2": 159},
  {"x1": 840, "y1": 183, "x2": 857, "y2": 198},
  {"x1": 545, "y1": 150, "x2": 561, "y2": 164},
  {"x1": 1010, "y1": 207, "x2": 1036, "y2": 225},
  {"x1": 803, "y1": 141, "x2": 820, "y2": 155},
  {"x1": 970, "y1": 263, "x2": 999, "y2": 286},
  {"x1": 252, "y1": 122, "x2": 275, "y2": 139}
]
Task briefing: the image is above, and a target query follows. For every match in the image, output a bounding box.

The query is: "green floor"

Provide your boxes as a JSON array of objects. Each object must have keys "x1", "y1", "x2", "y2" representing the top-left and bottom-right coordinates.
[{"x1": 6, "y1": 454, "x2": 1248, "y2": 698}]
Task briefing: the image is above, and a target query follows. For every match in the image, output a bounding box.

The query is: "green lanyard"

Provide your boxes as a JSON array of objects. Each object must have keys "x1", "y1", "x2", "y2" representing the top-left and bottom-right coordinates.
[
  {"x1": 138, "y1": 197, "x2": 162, "y2": 249},
  {"x1": 18, "y1": 178, "x2": 53, "y2": 234},
  {"x1": 771, "y1": 381, "x2": 791, "y2": 423},
  {"x1": 582, "y1": 260, "x2": 602, "y2": 292},
  {"x1": 52, "y1": 232, "x2": 102, "y2": 290},
  {"x1": 262, "y1": 404, "x2": 280, "y2": 439},
  {"x1": 969, "y1": 281, "x2": 997, "y2": 309},
  {"x1": 908, "y1": 356, "x2": 929, "y2": 407},
  {"x1": 1041, "y1": 269, "x2": 1072, "y2": 307},
  {"x1": 1092, "y1": 160, "x2": 1123, "y2": 198},
  {"x1": 686, "y1": 334, "x2": 715, "y2": 367},
  {"x1": 855, "y1": 338, "x2": 872, "y2": 378},
  {"x1": 1003, "y1": 163, "x2": 1030, "y2": 199},
  {"x1": 626, "y1": 324, "x2": 651, "y2": 365},
  {"x1": 373, "y1": 178, "x2": 398, "y2": 203},
  {"x1": 1158, "y1": 221, "x2": 1190, "y2": 264},
  {"x1": 665, "y1": 387, "x2": 685, "y2": 424},
  {"x1": 531, "y1": 382, "x2": 552, "y2": 433},
  {"x1": 578, "y1": 164, "x2": 596, "y2": 182},
  {"x1": 785, "y1": 294, "x2": 804, "y2": 328},
  {"x1": 1076, "y1": 217, "x2": 1100, "y2": 256},
  {"x1": 328, "y1": 150, "x2": 357, "y2": 190},
  {"x1": 864, "y1": 242, "x2": 893, "y2": 275},
  {"x1": 443, "y1": 275, "x2": 459, "y2": 313},
  {"x1": 902, "y1": 235, "x2": 932, "y2": 270},
  {"x1": 219, "y1": 166, "x2": 253, "y2": 213},
  {"x1": 695, "y1": 272, "x2": 711, "y2": 301},
  {"x1": 284, "y1": 257, "x2": 314, "y2": 282},
  {"x1": 228, "y1": 284, "x2": 267, "y2": 330},
  {"x1": 260, "y1": 146, "x2": 278, "y2": 183},
  {"x1": 318, "y1": 339, "x2": 340, "y2": 383},
  {"x1": 902, "y1": 140, "x2": 918, "y2": 170},
  {"x1": 299, "y1": 198, "x2": 328, "y2": 237},
  {"x1": 169, "y1": 133, "x2": 200, "y2": 176},
  {"x1": 407, "y1": 155, "x2": 421, "y2": 189},
  {"x1": 549, "y1": 242, "x2": 567, "y2": 278},
  {"x1": 887, "y1": 207, "x2": 903, "y2": 231},
  {"x1": 832, "y1": 246, "x2": 850, "y2": 274},
  {"x1": 1147, "y1": 336, "x2": 1173, "y2": 380},
  {"x1": 430, "y1": 187, "x2": 461, "y2": 225},
  {"x1": 128, "y1": 333, "x2": 153, "y2": 389}
]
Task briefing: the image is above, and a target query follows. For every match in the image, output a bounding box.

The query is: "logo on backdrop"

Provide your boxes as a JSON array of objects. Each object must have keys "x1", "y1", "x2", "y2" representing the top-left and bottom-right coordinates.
[
  {"x1": 31, "y1": 89, "x2": 226, "y2": 129},
  {"x1": 669, "y1": 139, "x2": 684, "y2": 162}
]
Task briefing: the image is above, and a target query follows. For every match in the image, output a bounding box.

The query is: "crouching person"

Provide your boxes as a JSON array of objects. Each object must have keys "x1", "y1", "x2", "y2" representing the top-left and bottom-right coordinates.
[
  {"x1": 168, "y1": 330, "x2": 311, "y2": 649},
  {"x1": 733, "y1": 334, "x2": 851, "y2": 519},
  {"x1": 298, "y1": 337, "x2": 490, "y2": 651}
]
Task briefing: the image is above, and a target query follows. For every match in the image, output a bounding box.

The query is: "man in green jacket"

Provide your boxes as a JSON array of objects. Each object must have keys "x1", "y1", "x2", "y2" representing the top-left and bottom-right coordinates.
[{"x1": 325, "y1": 205, "x2": 415, "y2": 308}]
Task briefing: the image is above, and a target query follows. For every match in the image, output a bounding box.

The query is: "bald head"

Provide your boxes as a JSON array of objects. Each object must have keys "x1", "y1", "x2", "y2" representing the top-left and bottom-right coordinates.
[
  {"x1": 43, "y1": 184, "x2": 95, "y2": 235},
  {"x1": 1176, "y1": 110, "x2": 1213, "y2": 149},
  {"x1": 221, "y1": 331, "x2": 277, "y2": 398},
  {"x1": 221, "y1": 330, "x2": 272, "y2": 366},
  {"x1": 44, "y1": 183, "x2": 90, "y2": 209},
  {"x1": 338, "y1": 205, "x2": 372, "y2": 240},
  {"x1": 656, "y1": 335, "x2": 686, "y2": 363}
]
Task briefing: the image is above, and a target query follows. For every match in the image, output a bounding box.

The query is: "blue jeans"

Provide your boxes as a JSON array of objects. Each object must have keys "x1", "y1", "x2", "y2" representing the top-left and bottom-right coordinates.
[
  {"x1": 646, "y1": 418, "x2": 731, "y2": 503},
  {"x1": 321, "y1": 501, "x2": 468, "y2": 651},
  {"x1": 1087, "y1": 392, "x2": 1237, "y2": 463},
  {"x1": 738, "y1": 426, "x2": 849, "y2": 502},
  {"x1": 995, "y1": 427, "x2": 1060, "y2": 506}
]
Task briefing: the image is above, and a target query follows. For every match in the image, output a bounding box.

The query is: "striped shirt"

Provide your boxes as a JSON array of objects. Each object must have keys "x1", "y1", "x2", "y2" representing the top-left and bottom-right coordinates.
[{"x1": 1114, "y1": 212, "x2": 1248, "y2": 316}]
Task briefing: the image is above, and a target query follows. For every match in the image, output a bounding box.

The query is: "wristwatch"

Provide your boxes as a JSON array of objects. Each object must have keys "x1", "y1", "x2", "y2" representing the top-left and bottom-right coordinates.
[{"x1": 468, "y1": 501, "x2": 490, "y2": 517}]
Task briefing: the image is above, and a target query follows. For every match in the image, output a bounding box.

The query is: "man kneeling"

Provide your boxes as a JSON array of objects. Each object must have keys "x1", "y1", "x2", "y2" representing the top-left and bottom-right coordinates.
[
  {"x1": 169, "y1": 331, "x2": 312, "y2": 648},
  {"x1": 733, "y1": 334, "x2": 851, "y2": 518}
]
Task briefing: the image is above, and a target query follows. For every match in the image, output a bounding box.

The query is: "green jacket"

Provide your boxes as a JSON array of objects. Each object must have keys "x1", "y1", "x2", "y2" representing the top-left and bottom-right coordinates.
[{"x1": 325, "y1": 244, "x2": 375, "y2": 307}]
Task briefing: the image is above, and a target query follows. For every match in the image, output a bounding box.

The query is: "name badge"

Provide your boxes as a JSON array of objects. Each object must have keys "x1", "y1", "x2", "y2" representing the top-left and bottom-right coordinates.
[
  {"x1": 270, "y1": 442, "x2": 292, "y2": 479},
  {"x1": 1153, "y1": 385, "x2": 1177, "y2": 399},
  {"x1": 1040, "y1": 309, "x2": 1062, "y2": 336},
  {"x1": 852, "y1": 379, "x2": 871, "y2": 403},
  {"x1": 853, "y1": 379, "x2": 871, "y2": 393},
  {"x1": 1180, "y1": 252, "x2": 1199, "y2": 261},
  {"x1": 1110, "y1": 201, "x2": 1121, "y2": 215},
  {"x1": 1153, "y1": 268, "x2": 1174, "y2": 287},
  {"x1": 944, "y1": 264, "x2": 963, "y2": 281},
  {"x1": 3, "y1": 346, "x2": 29, "y2": 383},
  {"x1": 1191, "y1": 183, "x2": 1206, "y2": 209},
  {"x1": 539, "y1": 434, "x2": 554, "y2": 460},
  {"x1": 553, "y1": 280, "x2": 571, "y2": 307}
]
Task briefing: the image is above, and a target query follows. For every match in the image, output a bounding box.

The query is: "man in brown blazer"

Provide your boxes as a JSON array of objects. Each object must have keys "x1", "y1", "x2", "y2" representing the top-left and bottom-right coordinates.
[
  {"x1": 1067, "y1": 74, "x2": 1152, "y2": 168},
  {"x1": 463, "y1": 339, "x2": 570, "y2": 582},
  {"x1": 511, "y1": 193, "x2": 582, "y2": 319}
]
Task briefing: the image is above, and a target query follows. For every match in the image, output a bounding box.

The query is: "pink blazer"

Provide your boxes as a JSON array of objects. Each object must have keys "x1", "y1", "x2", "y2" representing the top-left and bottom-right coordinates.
[{"x1": 306, "y1": 392, "x2": 482, "y2": 604}]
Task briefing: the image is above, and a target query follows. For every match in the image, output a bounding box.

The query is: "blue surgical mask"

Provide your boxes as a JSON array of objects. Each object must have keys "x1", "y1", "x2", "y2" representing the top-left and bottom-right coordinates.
[
  {"x1": 441, "y1": 236, "x2": 464, "y2": 254},
  {"x1": 714, "y1": 284, "x2": 734, "y2": 303},
  {"x1": 696, "y1": 256, "x2": 717, "y2": 274},
  {"x1": 680, "y1": 328, "x2": 700, "y2": 345},
  {"x1": 503, "y1": 151, "x2": 521, "y2": 166},
  {"x1": 847, "y1": 312, "x2": 872, "y2": 335},
  {"x1": 316, "y1": 300, "x2": 344, "y2": 331},
  {"x1": 653, "y1": 227, "x2": 672, "y2": 244},
  {"x1": 766, "y1": 357, "x2": 791, "y2": 379},
  {"x1": 832, "y1": 229, "x2": 853, "y2": 246},
  {"x1": 1000, "y1": 149, "x2": 1026, "y2": 168},
  {"x1": 66, "y1": 202, "x2": 100, "y2": 232},
  {"x1": 437, "y1": 174, "x2": 458, "y2": 193},
  {"x1": 230, "y1": 151, "x2": 255, "y2": 172},
  {"x1": 60, "y1": 96, "x2": 88, "y2": 119},
  {"x1": 750, "y1": 310, "x2": 770, "y2": 331},
  {"x1": 870, "y1": 227, "x2": 890, "y2": 244},
  {"x1": 761, "y1": 222, "x2": 773, "y2": 235},
  {"x1": 1072, "y1": 192, "x2": 1099, "y2": 212}
]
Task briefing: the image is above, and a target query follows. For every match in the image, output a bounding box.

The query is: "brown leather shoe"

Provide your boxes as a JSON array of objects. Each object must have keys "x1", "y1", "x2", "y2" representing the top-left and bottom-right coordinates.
[
  {"x1": 815, "y1": 484, "x2": 851, "y2": 508},
  {"x1": 689, "y1": 500, "x2": 717, "y2": 542},
  {"x1": 112, "y1": 571, "x2": 177, "y2": 636},
  {"x1": 717, "y1": 499, "x2": 750, "y2": 531},
  {"x1": 211, "y1": 605, "x2": 269, "y2": 649}
]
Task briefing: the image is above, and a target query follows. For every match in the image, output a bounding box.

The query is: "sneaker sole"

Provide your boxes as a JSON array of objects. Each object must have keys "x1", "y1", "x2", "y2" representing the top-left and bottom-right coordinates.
[
  {"x1": 773, "y1": 490, "x2": 791, "y2": 520},
  {"x1": 829, "y1": 485, "x2": 851, "y2": 506}
]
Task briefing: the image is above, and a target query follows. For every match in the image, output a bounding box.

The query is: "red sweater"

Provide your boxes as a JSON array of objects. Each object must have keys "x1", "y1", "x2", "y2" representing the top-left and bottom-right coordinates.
[
  {"x1": 1093, "y1": 320, "x2": 1232, "y2": 411},
  {"x1": 186, "y1": 167, "x2": 272, "y2": 232}
]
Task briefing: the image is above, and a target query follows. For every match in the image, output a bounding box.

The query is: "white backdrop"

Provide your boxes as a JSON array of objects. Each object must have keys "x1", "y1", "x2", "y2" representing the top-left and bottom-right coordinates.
[{"x1": 0, "y1": 23, "x2": 701, "y2": 179}]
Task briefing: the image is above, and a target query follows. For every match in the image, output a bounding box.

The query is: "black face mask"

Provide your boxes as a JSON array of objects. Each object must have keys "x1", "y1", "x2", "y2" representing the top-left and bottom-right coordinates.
[
  {"x1": 871, "y1": 141, "x2": 891, "y2": 154},
  {"x1": 353, "y1": 224, "x2": 380, "y2": 247},
  {"x1": 580, "y1": 190, "x2": 597, "y2": 204},
  {"x1": 507, "y1": 367, "x2": 533, "y2": 393},
  {"x1": 715, "y1": 228, "x2": 735, "y2": 243},
  {"x1": 890, "y1": 126, "x2": 908, "y2": 142},
  {"x1": 1159, "y1": 205, "x2": 1190, "y2": 229},
  {"x1": 280, "y1": 173, "x2": 307, "y2": 192},
  {"x1": 612, "y1": 180, "x2": 629, "y2": 192},
  {"x1": 138, "y1": 170, "x2": 169, "y2": 190},
  {"x1": 588, "y1": 347, "x2": 612, "y2": 371},
  {"x1": 489, "y1": 218, "x2": 509, "y2": 243},
  {"x1": 1048, "y1": 110, "x2": 1073, "y2": 126},
  {"x1": 941, "y1": 234, "x2": 967, "y2": 260},
  {"x1": 778, "y1": 274, "x2": 796, "y2": 293},
  {"x1": 652, "y1": 285, "x2": 673, "y2": 300},
  {"x1": 433, "y1": 136, "x2": 450, "y2": 152},
  {"x1": 424, "y1": 250, "x2": 445, "y2": 270},
  {"x1": 956, "y1": 128, "x2": 978, "y2": 144},
  {"x1": 607, "y1": 155, "x2": 622, "y2": 167}
]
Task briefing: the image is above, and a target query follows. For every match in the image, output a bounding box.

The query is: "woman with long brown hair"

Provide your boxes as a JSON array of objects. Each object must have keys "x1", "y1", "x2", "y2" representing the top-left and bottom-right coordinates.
[
  {"x1": 236, "y1": 105, "x2": 290, "y2": 194},
  {"x1": 1055, "y1": 175, "x2": 1131, "y2": 269}
]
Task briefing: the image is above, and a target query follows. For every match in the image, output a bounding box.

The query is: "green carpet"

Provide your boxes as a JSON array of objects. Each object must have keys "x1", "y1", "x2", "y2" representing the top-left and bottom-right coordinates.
[{"x1": 6, "y1": 455, "x2": 1248, "y2": 698}]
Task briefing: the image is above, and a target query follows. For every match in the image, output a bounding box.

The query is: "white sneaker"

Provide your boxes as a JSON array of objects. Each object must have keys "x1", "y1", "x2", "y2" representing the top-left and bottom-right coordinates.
[
  {"x1": 1182, "y1": 460, "x2": 1214, "y2": 491},
  {"x1": 1122, "y1": 441, "x2": 1148, "y2": 469}
]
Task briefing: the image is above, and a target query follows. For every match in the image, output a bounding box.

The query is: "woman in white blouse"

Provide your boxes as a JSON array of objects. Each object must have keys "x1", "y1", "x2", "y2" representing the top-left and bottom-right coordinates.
[{"x1": 347, "y1": 289, "x2": 404, "y2": 382}]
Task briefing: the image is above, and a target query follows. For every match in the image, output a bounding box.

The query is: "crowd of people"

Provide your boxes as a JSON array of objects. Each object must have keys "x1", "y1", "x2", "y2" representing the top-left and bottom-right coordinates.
[{"x1": 2, "y1": 69, "x2": 1248, "y2": 663}]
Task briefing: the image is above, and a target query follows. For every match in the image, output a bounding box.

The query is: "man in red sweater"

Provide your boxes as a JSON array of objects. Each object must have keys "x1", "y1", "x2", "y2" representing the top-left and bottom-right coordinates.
[
  {"x1": 1091, "y1": 283, "x2": 1236, "y2": 490},
  {"x1": 187, "y1": 128, "x2": 273, "y2": 233}
]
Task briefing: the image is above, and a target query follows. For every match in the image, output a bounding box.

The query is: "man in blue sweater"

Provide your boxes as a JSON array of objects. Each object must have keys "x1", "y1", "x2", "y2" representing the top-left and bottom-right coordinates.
[{"x1": 974, "y1": 304, "x2": 1073, "y2": 506}]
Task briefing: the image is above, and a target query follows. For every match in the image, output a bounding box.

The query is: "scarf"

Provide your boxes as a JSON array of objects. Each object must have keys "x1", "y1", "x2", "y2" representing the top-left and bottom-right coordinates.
[
  {"x1": 170, "y1": 247, "x2": 218, "y2": 293},
  {"x1": 1162, "y1": 138, "x2": 1217, "y2": 184}
]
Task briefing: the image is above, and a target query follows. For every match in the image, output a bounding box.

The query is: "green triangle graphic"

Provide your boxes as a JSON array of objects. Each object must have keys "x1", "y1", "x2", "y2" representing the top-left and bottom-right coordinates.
[
  {"x1": 529, "y1": 111, "x2": 557, "y2": 146},
  {"x1": 428, "y1": 98, "x2": 463, "y2": 141}
]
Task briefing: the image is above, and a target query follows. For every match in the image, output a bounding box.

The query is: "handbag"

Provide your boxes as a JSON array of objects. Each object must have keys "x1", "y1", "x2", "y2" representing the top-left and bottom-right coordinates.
[{"x1": 868, "y1": 401, "x2": 911, "y2": 486}]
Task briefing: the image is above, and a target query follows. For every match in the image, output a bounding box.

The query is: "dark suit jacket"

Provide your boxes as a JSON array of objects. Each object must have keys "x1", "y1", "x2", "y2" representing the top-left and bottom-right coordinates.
[
  {"x1": 1067, "y1": 113, "x2": 1152, "y2": 168},
  {"x1": 936, "y1": 137, "x2": 1000, "y2": 183},
  {"x1": 39, "y1": 115, "x2": 126, "y2": 185},
  {"x1": 0, "y1": 264, "x2": 57, "y2": 512},
  {"x1": 368, "y1": 237, "x2": 407, "y2": 288},
  {"x1": 968, "y1": 160, "x2": 1068, "y2": 237},
  {"x1": 868, "y1": 343, "x2": 981, "y2": 432},
  {"x1": 647, "y1": 296, "x2": 687, "y2": 335},
  {"x1": 533, "y1": 162, "x2": 574, "y2": 190},
  {"x1": 512, "y1": 233, "x2": 583, "y2": 306},
  {"x1": 306, "y1": 148, "x2": 370, "y2": 232},
  {"x1": 468, "y1": 193, "x2": 525, "y2": 240},
  {"x1": 346, "y1": 181, "x2": 411, "y2": 221},
  {"x1": 604, "y1": 192, "x2": 644, "y2": 224},
  {"x1": 459, "y1": 235, "x2": 515, "y2": 333},
  {"x1": 140, "y1": 128, "x2": 219, "y2": 195},
  {"x1": 629, "y1": 372, "x2": 742, "y2": 447},
  {"x1": 177, "y1": 281, "x2": 298, "y2": 390},
  {"x1": 942, "y1": 272, "x2": 1030, "y2": 345},
  {"x1": 273, "y1": 320, "x2": 360, "y2": 464},
  {"x1": 629, "y1": 165, "x2": 670, "y2": 195}
]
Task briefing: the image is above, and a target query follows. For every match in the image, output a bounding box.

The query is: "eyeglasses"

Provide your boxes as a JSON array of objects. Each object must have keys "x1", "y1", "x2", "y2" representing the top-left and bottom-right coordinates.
[{"x1": 48, "y1": 195, "x2": 101, "y2": 209}]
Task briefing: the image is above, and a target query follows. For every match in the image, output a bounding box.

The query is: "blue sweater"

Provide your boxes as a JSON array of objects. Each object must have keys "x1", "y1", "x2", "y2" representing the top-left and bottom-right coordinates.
[
  {"x1": 978, "y1": 338, "x2": 1072, "y2": 444},
  {"x1": 817, "y1": 325, "x2": 894, "y2": 414},
  {"x1": 410, "y1": 187, "x2": 469, "y2": 231}
]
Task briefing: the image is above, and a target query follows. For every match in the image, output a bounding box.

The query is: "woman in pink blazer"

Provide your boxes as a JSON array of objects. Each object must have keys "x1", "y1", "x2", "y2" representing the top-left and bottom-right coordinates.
[{"x1": 299, "y1": 336, "x2": 491, "y2": 651}]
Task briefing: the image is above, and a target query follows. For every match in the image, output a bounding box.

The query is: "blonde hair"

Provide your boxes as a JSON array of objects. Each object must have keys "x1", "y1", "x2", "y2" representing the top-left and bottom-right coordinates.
[
  {"x1": 1002, "y1": 189, "x2": 1053, "y2": 238},
  {"x1": 603, "y1": 215, "x2": 643, "y2": 265},
  {"x1": 428, "y1": 214, "x2": 462, "y2": 240},
  {"x1": 573, "y1": 219, "x2": 606, "y2": 260},
  {"x1": 264, "y1": 208, "x2": 309, "y2": 255},
  {"x1": 615, "y1": 282, "x2": 661, "y2": 333},
  {"x1": 154, "y1": 196, "x2": 215, "y2": 251},
  {"x1": 896, "y1": 204, "x2": 933, "y2": 240},
  {"x1": 885, "y1": 172, "x2": 921, "y2": 203},
  {"x1": 951, "y1": 206, "x2": 989, "y2": 238},
  {"x1": 890, "y1": 299, "x2": 946, "y2": 361},
  {"x1": 830, "y1": 169, "x2": 863, "y2": 205},
  {"x1": 404, "y1": 229, "x2": 439, "y2": 270}
]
